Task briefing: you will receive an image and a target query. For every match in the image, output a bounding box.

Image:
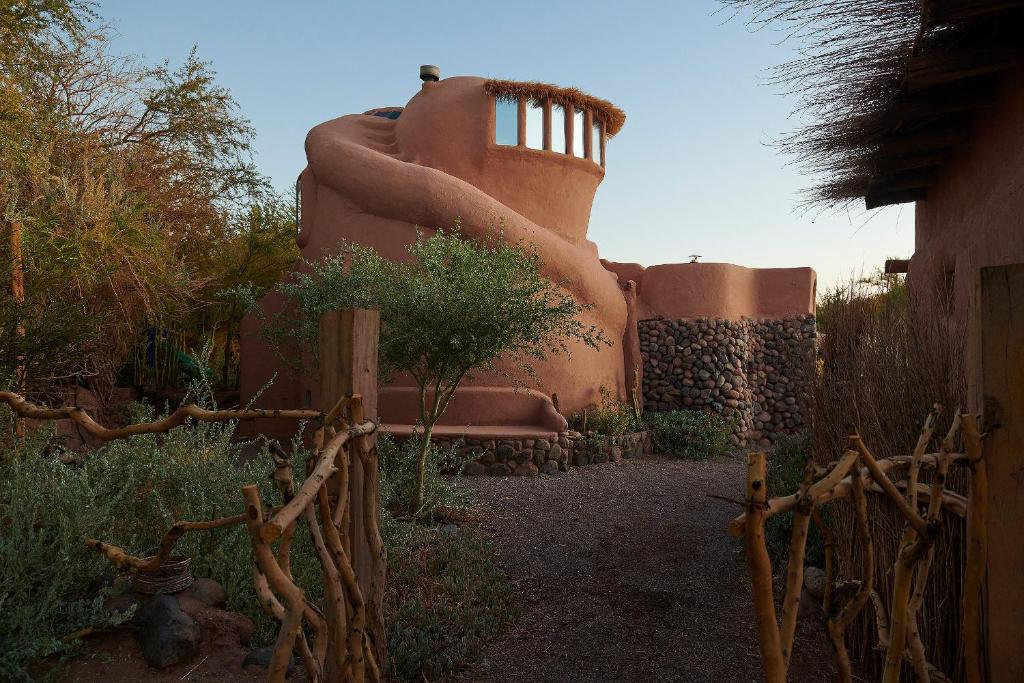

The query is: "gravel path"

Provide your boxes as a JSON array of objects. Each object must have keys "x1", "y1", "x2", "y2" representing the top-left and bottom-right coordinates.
[{"x1": 457, "y1": 455, "x2": 840, "y2": 682}]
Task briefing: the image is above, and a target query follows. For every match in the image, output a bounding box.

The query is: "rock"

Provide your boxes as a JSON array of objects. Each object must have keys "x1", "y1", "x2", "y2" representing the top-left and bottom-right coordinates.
[
  {"x1": 242, "y1": 646, "x2": 295, "y2": 676},
  {"x1": 532, "y1": 449, "x2": 546, "y2": 466},
  {"x1": 548, "y1": 443, "x2": 562, "y2": 462},
  {"x1": 534, "y1": 439, "x2": 551, "y2": 450},
  {"x1": 514, "y1": 449, "x2": 532, "y2": 464},
  {"x1": 540, "y1": 460, "x2": 559, "y2": 475},
  {"x1": 510, "y1": 462, "x2": 539, "y2": 476},
  {"x1": 486, "y1": 463, "x2": 511, "y2": 476},
  {"x1": 133, "y1": 594, "x2": 200, "y2": 669},
  {"x1": 462, "y1": 460, "x2": 486, "y2": 475},
  {"x1": 440, "y1": 523, "x2": 459, "y2": 535},
  {"x1": 105, "y1": 590, "x2": 142, "y2": 617},
  {"x1": 804, "y1": 566, "x2": 827, "y2": 601},
  {"x1": 495, "y1": 444, "x2": 514, "y2": 462},
  {"x1": 179, "y1": 577, "x2": 226, "y2": 608}
]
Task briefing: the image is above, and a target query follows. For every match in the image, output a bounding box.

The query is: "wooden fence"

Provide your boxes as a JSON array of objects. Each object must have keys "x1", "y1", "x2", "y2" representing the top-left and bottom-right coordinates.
[{"x1": 733, "y1": 409, "x2": 985, "y2": 682}]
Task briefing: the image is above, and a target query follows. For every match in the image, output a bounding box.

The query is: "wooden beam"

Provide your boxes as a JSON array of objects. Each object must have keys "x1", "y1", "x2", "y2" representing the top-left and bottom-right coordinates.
[
  {"x1": 879, "y1": 85, "x2": 994, "y2": 128},
  {"x1": 876, "y1": 125, "x2": 971, "y2": 157},
  {"x1": 865, "y1": 187, "x2": 928, "y2": 210},
  {"x1": 868, "y1": 169, "x2": 938, "y2": 196},
  {"x1": 971, "y1": 264, "x2": 1024, "y2": 682},
  {"x1": 885, "y1": 259, "x2": 910, "y2": 274},
  {"x1": 876, "y1": 150, "x2": 951, "y2": 175},
  {"x1": 926, "y1": 0, "x2": 1024, "y2": 24},
  {"x1": 906, "y1": 47, "x2": 1021, "y2": 91}
]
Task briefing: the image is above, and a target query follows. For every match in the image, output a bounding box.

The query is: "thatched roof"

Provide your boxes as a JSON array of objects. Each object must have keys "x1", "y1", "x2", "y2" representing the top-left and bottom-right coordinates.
[
  {"x1": 725, "y1": 0, "x2": 1024, "y2": 208},
  {"x1": 483, "y1": 79, "x2": 627, "y2": 137}
]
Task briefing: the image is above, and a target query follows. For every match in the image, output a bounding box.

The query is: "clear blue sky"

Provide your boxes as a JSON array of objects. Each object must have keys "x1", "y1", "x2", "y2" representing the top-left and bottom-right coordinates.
[{"x1": 99, "y1": 0, "x2": 913, "y2": 291}]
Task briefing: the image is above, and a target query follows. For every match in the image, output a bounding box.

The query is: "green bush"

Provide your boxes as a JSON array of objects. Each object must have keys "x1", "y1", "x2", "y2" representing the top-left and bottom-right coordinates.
[
  {"x1": 765, "y1": 432, "x2": 825, "y2": 569},
  {"x1": 569, "y1": 385, "x2": 638, "y2": 437},
  {"x1": 644, "y1": 410, "x2": 732, "y2": 459},
  {"x1": 384, "y1": 523, "x2": 518, "y2": 680},
  {"x1": 377, "y1": 433, "x2": 471, "y2": 520},
  {"x1": 0, "y1": 403, "x2": 281, "y2": 680}
]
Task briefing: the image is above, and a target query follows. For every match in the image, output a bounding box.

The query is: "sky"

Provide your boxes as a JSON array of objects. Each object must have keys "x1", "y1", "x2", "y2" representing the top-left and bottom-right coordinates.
[{"x1": 98, "y1": 0, "x2": 914, "y2": 291}]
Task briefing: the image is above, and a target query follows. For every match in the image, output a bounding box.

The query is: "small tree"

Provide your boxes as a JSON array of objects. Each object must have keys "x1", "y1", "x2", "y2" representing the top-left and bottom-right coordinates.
[{"x1": 251, "y1": 224, "x2": 609, "y2": 513}]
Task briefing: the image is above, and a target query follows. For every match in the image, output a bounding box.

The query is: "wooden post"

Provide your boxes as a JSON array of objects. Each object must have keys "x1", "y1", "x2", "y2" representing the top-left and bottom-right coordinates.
[
  {"x1": 318, "y1": 309, "x2": 384, "y2": 669},
  {"x1": 744, "y1": 451, "x2": 786, "y2": 683},
  {"x1": 516, "y1": 95, "x2": 527, "y2": 147},
  {"x1": 543, "y1": 96, "x2": 552, "y2": 151},
  {"x1": 971, "y1": 263, "x2": 1024, "y2": 683}
]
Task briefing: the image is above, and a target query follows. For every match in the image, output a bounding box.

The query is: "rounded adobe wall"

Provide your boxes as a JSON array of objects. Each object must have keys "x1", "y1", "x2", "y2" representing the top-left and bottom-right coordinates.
[
  {"x1": 392, "y1": 77, "x2": 604, "y2": 244},
  {"x1": 242, "y1": 76, "x2": 629, "y2": 429}
]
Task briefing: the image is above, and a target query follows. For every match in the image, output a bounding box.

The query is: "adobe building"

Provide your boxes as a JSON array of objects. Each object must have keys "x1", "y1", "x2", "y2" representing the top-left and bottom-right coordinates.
[{"x1": 240, "y1": 68, "x2": 816, "y2": 455}]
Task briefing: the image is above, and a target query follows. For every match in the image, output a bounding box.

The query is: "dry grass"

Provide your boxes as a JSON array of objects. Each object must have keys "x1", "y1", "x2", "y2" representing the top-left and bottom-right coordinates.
[
  {"x1": 483, "y1": 79, "x2": 626, "y2": 136},
  {"x1": 813, "y1": 273, "x2": 967, "y2": 678}
]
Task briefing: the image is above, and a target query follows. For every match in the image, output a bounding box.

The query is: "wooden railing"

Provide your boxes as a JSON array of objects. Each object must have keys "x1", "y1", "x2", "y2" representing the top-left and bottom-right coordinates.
[{"x1": 732, "y1": 407, "x2": 988, "y2": 683}]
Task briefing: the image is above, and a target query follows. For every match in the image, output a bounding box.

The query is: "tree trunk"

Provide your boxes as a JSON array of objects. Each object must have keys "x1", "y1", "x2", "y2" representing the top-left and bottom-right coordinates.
[{"x1": 412, "y1": 422, "x2": 434, "y2": 514}]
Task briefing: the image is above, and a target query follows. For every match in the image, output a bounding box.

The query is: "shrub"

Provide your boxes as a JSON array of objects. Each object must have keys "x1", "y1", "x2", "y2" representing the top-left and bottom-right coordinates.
[
  {"x1": 568, "y1": 385, "x2": 638, "y2": 437},
  {"x1": 644, "y1": 410, "x2": 732, "y2": 460},
  {"x1": 764, "y1": 432, "x2": 825, "y2": 569},
  {"x1": 0, "y1": 404, "x2": 279, "y2": 680},
  {"x1": 384, "y1": 524, "x2": 518, "y2": 681},
  {"x1": 377, "y1": 433, "x2": 471, "y2": 521}
]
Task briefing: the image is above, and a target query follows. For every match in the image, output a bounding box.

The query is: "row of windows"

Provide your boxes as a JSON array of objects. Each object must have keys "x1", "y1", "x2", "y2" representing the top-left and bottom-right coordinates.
[{"x1": 494, "y1": 99, "x2": 604, "y2": 165}]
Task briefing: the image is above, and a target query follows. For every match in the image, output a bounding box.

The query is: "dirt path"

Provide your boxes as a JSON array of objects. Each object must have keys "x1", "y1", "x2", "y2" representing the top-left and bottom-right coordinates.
[{"x1": 458, "y1": 455, "x2": 840, "y2": 682}]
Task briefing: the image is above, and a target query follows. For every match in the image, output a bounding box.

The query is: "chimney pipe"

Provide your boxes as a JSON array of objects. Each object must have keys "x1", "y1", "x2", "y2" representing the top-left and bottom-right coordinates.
[{"x1": 419, "y1": 65, "x2": 440, "y2": 82}]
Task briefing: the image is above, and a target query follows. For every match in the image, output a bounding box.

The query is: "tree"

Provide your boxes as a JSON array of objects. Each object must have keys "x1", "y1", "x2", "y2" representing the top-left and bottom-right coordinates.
[
  {"x1": 1, "y1": 1, "x2": 278, "y2": 393},
  {"x1": 249, "y1": 225, "x2": 609, "y2": 513}
]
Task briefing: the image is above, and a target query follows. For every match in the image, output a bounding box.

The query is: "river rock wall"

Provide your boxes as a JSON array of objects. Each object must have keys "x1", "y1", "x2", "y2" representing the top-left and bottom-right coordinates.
[{"x1": 638, "y1": 315, "x2": 815, "y2": 446}]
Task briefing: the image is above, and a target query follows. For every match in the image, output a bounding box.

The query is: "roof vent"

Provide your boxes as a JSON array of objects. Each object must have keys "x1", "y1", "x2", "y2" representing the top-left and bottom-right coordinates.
[{"x1": 420, "y1": 65, "x2": 440, "y2": 82}]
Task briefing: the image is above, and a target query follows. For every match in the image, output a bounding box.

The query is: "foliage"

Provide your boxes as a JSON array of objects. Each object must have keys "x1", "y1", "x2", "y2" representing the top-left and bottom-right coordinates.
[
  {"x1": 764, "y1": 432, "x2": 825, "y2": 569},
  {"x1": 1, "y1": 1, "x2": 294, "y2": 393},
  {"x1": 242, "y1": 224, "x2": 609, "y2": 512},
  {"x1": 384, "y1": 523, "x2": 518, "y2": 681},
  {"x1": 377, "y1": 433, "x2": 471, "y2": 522},
  {"x1": 569, "y1": 385, "x2": 638, "y2": 437},
  {"x1": 0, "y1": 396, "x2": 511, "y2": 680},
  {"x1": 644, "y1": 410, "x2": 732, "y2": 460},
  {"x1": 0, "y1": 402, "x2": 277, "y2": 679}
]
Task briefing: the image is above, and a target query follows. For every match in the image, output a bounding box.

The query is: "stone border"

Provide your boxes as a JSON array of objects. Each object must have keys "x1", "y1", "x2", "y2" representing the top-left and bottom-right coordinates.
[{"x1": 425, "y1": 430, "x2": 653, "y2": 476}]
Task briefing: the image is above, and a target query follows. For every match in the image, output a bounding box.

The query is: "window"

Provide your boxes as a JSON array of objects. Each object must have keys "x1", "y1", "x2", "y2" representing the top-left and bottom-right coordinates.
[
  {"x1": 551, "y1": 104, "x2": 566, "y2": 154},
  {"x1": 525, "y1": 100, "x2": 544, "y2": 150},
  {"x1": 572, "y1": 108, "x2": 585, "y2": 157},
  {"x1": 592, "y1": 119, "x2": 602, "y2": 165},
  {"x1": 495, "y1": 98, "x2": 517, "y2": 146}
]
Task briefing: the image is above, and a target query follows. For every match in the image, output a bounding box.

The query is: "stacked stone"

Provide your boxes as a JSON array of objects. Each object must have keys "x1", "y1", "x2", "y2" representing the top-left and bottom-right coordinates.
[
  {"x1": 569, "y1": 431, "x2": 652, "y2": 467},
  {"x1": 430, "y1": 435, "x2": 570, "y2": 476},
  {"x1": 745, "y1": 317, "x2": 816, "y2": 444},
  {"x1": 429, "y1": 429, "x2": 653, "y2": 476},
  {"x1": 638, "y1": 314, "x2": 815, "y2": 446}
]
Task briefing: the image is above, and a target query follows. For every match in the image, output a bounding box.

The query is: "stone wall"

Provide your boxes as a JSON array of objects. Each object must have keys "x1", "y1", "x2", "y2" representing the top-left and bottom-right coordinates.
[
  {"x1": 427, "y1": 430, "x2": 652, "y2": 476},
  {"x1": 638, "y1": 315, "x2": 815, "y2": 446}
]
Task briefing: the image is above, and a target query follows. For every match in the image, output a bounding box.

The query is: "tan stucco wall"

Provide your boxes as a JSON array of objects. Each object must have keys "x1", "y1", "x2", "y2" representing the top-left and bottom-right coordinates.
[{"x1": 912, "y1": 66, "x2": 1024, "y2": 317}]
